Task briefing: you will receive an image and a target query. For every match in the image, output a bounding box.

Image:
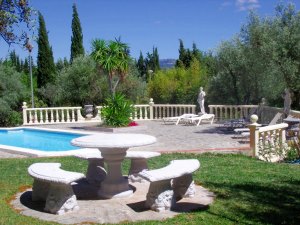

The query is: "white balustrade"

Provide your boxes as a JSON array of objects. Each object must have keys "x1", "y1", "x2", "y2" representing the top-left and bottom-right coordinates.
[
  {"x1": 208, "y1": 105, "x2": 258, "y2": 121},
  {"x1": 248, "y1": 115, "x2": 288, "y2": 162},
  {"x1": 22, "y1": 103, "x2": 85, "y2": 125},
  {"x1": 26, "y1": 101, "x2": 286, "y2": 126},
  {"x1": 152, "y1": 104, "x2": 196, "y2": 119},
  {"x1": 133, "y1": 105, "x2": 150, "y2": 120}
]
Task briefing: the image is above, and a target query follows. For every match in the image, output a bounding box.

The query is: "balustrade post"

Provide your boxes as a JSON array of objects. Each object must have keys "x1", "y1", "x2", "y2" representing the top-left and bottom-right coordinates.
[
  {"x1": 22, "y1": 102, "x2": 28, "y2": 125},
  {"x1": 248, "y1": 115, "x2": 260, "y2": 157},
  {"x1": 45, "y1": 110, "x2": 49, "y2": 123},
  {"x1": 192, "y1": 105, "x2": 196, "y2": 114},
  {"x1": 149, "y1": 98, "x2": 154, "y2": 120},
  {"x1": 34, "y1": 110, "x2": 38, "y2": 124}
]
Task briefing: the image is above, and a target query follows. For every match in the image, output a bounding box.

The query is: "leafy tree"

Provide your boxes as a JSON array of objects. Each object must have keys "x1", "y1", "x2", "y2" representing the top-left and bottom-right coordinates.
[
  {"x1": 70, "y1": 3, "x2": 84, "y2": 63},
  {"x1": 0, "y1": 64, "x2": 27, "y2": 126},
  {"x1": 117, "y1": 60, "x2": 147, "y2": 103},
  {"x1": 207, "y1": 3, "x2": 300, "y2": 109},
  {"x1": 148, "y1": 59, "x2": 207, "y2": 104},
  {"x1": 91, "y1": 38, "x2": 130, "y2": 96},
  {"x1": 53, "y1": 55, "x2": 103, "y2": 106},
  {"x1": 270, "y1": 4, "x2": 300, "y2": 108},
  {"x1": 36, "y1": 12, "x2": 56, "y2": 88},
  {"x1": 0, "y1": 0, "x2": 35, "y2": 46}
]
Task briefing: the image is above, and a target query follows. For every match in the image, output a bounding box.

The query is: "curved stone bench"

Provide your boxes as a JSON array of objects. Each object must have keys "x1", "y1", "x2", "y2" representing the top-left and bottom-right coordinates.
[
  {"x1": 74, "y1": 151, "x2": 107, "y2": 185},
  {"x1": 28, "y1": 163, "x2": 85, "y2": 215},
  {"x1": 74, "y1": 150, "x2": 161, "y2": 184},
  {"x1": 138, "y1": 159, "x2": 200, "y2": 212},
  {"x1": 126, "y1": 151, "x2": 161, "y2": 182}
]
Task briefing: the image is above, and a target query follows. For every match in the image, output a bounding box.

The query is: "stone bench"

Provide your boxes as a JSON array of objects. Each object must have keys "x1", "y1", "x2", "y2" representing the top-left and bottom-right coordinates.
[
  {"x1": 137, "y1": 159, "x2": 200, "y2": 212},
  {"x1": 73, "y1": 150, "x2": 161, "y2": 184},
  {"x1": 28, "y1": 163, "x2": 85, "y2": 215}
]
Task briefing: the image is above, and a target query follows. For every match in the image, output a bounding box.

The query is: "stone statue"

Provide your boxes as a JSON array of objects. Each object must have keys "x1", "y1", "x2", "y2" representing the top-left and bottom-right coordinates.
[
  {"x1": 283, "y1": 88, "x2": 292, "y2": 118},
  {"x1": 197, "y1": 87, "x2": 206, "y2": 114}
]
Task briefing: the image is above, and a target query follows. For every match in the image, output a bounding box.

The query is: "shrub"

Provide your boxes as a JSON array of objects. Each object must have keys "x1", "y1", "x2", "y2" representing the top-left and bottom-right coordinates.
[
  {"x1": 101, "y1": 93, "x2": 134, "y2": 127},
  {"x1": 0, "y1": 64, "x2": 27, "y2": 127}
]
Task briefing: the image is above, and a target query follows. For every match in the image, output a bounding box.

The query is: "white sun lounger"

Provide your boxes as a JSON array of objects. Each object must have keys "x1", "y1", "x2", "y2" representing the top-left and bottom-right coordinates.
[
  {"x1": 162, "y1": 114, "x2": 198, "y2": 125},
  {"x1": 183, "y1": 114, "x2": 215, "y2": 126}
]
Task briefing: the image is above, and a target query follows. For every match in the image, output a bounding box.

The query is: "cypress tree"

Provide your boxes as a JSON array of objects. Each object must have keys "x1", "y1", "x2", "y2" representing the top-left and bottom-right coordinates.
[
  {"x1": 37, "y1": 12, "x2": 56, "y2": 88},
  {"x1": 70, "y1": 3, "x2": 84, "y2": 63},
  {"x1": 192, "y1": 42, "x2": 202, "y2": 62},
  {"x1": 176, "y1": 39, "x2": 186, "y2": 68},
  {"x1": 153, "y1": 47, "x2": 160, "y2": 71},
  {"x1": 136, "y1": 51, "x2": 146, "y2": 77}
]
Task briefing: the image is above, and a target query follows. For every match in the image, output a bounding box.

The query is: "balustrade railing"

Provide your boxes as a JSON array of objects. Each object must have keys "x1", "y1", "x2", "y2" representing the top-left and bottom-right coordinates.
[
  {"x1": 23, "y1": 99, "x2": 298, "y2": 126},
  {"x1": 248, "y1": 115, "x2": 288, "y2": 162},
  {"x1": 152, "y1": 104, "x2": 196, "y2": 119},
  {"x1": 208, "y1": 105, "x2": 258, "y2": 121},
  {"x1": 22, "y1": 99, "x2": 196, "y2": 125},
  {"x1": 22, "y1": 102, "x2": 85, "y2": 125}
]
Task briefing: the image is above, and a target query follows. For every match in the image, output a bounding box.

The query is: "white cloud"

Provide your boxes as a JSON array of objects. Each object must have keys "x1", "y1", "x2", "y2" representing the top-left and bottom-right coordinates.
[
  {"x1": 219, "y1": 1, "x2": 233, "y2": 11},
  {"x1": 236, "y1": 0, "x2": 260, "y2": 11}
]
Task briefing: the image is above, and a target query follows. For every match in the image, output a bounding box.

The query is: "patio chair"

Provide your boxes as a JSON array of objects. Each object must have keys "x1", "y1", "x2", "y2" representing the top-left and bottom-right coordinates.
[
  {"x1": 234, "y1": 112, "x2": 283, "y2": 133},
  {"x1": 183, "y1": 114, "x2": 215, "y2": 126},
  {"x1": 162, "y1": 113, "x2": 197, "y2": 125},
  {"x1": 220, "y1": 107, "x2": 258, "y2": 131},
  {"x1": 234, "y1": 112, "x2": 283, "y2": 138}
]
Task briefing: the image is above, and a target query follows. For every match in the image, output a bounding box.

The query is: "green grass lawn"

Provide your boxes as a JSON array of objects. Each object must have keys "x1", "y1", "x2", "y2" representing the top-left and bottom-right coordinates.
[{"x1": 0, "y1": 153, "x2": 299, "y2": 225}]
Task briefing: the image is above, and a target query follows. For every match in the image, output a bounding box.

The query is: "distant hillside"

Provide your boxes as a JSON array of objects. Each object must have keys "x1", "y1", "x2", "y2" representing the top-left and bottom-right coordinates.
[{"x1": 159, "y1": 59, "x2": 176, "y2": 69}]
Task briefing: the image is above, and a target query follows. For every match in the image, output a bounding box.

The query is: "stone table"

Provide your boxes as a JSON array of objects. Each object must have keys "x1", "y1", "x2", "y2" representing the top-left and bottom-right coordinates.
[{"x1": 71, "y1": 133, "x2": 156, "y2": 198}]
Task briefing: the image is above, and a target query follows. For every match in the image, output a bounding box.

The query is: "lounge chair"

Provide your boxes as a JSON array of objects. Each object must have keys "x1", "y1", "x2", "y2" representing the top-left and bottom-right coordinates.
[
  {"x1": 162, "y1": 113, "x2": 198, "y2": 125},
  {"x1": 183, "y1": 114, "x2": 215, "y2": 126},
  {"x1": 234, "y1": 112, "x2": 283, "y2": 138},
  {"x1": 220, "y1": 107, "x2": 258, "y2": 131}
]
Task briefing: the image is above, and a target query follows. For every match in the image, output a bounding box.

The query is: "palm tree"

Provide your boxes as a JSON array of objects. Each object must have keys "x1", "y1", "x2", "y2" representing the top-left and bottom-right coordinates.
[{"x1": 91, "y1": 38, "x2": 130, "y2": 96}]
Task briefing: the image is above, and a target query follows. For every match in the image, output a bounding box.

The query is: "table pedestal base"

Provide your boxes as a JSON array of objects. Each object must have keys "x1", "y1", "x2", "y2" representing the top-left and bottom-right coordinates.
[
  {"x1": 98, "y1": 177, "x2": 133, "y2": 198},
  {"x1": 98, "y1": 148, "x2": 133, "y2": 198}
]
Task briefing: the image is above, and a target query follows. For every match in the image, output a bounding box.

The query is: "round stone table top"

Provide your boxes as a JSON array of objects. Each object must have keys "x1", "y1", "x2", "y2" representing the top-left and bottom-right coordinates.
[{"x1": 71, "y1": 133, "x2": 157, "y2": 149}]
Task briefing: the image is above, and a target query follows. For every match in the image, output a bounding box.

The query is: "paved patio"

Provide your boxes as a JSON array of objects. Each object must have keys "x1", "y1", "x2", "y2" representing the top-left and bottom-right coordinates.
[
  {"x1": 3, "y1": 120, "x2": 250, "y2": 224},
  {"x1": 0, "y1": 120, "x2": 250, "y2": 158}
]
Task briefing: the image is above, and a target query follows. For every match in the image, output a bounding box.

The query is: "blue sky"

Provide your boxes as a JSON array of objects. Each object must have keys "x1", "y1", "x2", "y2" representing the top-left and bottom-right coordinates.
[{"x1": 1, "y1": 0, "x2": 299, "y2": 61}]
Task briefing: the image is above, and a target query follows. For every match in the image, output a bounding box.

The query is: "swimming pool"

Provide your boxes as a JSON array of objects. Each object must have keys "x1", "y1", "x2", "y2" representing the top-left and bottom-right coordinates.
[{"x1": 0, "y1": 127, "x2": 98, "y2": 157}]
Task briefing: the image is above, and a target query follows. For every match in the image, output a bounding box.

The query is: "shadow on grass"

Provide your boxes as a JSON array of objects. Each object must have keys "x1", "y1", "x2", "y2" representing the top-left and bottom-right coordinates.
[{"x1": 205, "y1": 180, "x2": 300, "y2": 224}]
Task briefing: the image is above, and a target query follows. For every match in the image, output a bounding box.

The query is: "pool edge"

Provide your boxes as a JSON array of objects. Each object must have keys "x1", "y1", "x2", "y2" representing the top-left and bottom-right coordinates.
[{"x1": 0, "y1": 127, "x2": 101, "y2": 157}]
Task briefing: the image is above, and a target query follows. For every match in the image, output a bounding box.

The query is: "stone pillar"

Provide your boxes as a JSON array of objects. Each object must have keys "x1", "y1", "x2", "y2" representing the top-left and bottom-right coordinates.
[
  {"x1": 149, "y1": 98, "x2": 154, "y2": 120},
  {"x1": 248, "y1": 114, "x2": 260, "y2": 157},
  {"x1": 22, "y1": 102, "x2": 28, "y2": 125}
]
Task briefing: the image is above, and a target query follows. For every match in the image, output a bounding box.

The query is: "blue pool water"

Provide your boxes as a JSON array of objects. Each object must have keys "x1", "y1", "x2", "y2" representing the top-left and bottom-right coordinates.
[{"x1": 0, "y1": 129, "x2": 84, "y2": 151}]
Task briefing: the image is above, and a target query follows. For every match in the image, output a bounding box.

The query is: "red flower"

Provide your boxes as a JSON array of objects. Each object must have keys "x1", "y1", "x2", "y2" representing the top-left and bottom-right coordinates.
[{"x1": 128, "y1": 121, "x2": 138, "y2": 127}]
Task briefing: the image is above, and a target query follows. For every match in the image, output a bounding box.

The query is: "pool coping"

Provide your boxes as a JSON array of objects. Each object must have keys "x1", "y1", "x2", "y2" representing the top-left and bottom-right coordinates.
[{"x1": 0, "y1": 127, "x2": 102, "y2": 157}]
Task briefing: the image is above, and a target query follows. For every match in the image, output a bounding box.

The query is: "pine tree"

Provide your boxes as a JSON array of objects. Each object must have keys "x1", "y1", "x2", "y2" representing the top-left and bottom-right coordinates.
[
  {"x1": 70, "y1": 3, "x2": 84, "y2": 63},
  {"x1": 37, "y1": 12, "x2": 56, "y2": 88}
]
